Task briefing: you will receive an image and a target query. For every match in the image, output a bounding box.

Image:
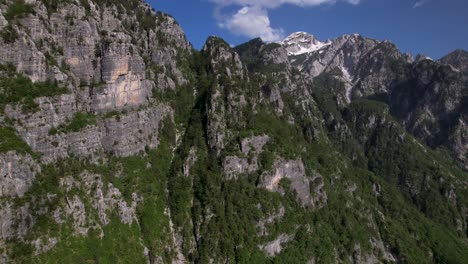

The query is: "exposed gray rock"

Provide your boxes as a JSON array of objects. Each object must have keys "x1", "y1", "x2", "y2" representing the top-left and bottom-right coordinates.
[
  {"x1": 0, "y1": 24, "x2": 48, "y2": 82},
  {"x1": 55, "y1": 171, "x2": 142, "y2": 237},
  {"x1": 0, "y1": 0, "x2": 190, "y2": 164},
  {"x1": 62, "y1": 171, "x2": 140, "y2": 227},
  {"x1": 449, "y1": 118, "x2": 468, "y2": 169},
  {"x1": 261, "y1": 43, "x2": 290, "y2": 66},
  {"x1": 258, "y1": 233, "x2": 292, "y2": 257},
  {"x1": 223, "y1": 156, "x2": 251, "y2": 180},
  {"x1": 280, "y1": 33, "x2": 410, "y2": 101},
  {"x1": 64, "y1": 195, "x2": 89, "y2": 235},
  {"x1": 203, "y1": 37, "x2": 245, "y2": 80},
  {"x1": 369, "y1": 237, "x2": 397, "y2": 263},
  {"x1": 0, "y1": 152, "x2": 40, "y2": 198},
  {"x1": 183, "y1": 147, "x2": 197, "y2": 177},
  {"x1": 32, "y1": 237, "x2": 58, "y2": 256},
  {"x1": 224, "y1": 135, "x2": 269, "y2": 179},
  {"x1": 92, "y1": 37, "x2": 150, "y2": 112},
  {"x1": 295, "y1": 34, "x2": 379, "y2": 81},
  {"x1": 0, "y1": 0, "x2": 466, "y2": 262},
  {"x1": 260, "y1": 158, "x2": 326, "y2": 208},
  {"x1": 0, "y1": 12, "x2": 7, "y2": 30},
  {"x1": 6, "y1": 100, "x2": 171, "y2": 161},
  {"x1": 261, "y1": 84, "x2": 284, "y2": 114},
  {"x1": 353, "y1": 41, "x2": 408, "y2": 98},
  {"x1": 0, "y1": 1, "x2": 192, "y2": 260},
  {"x1": 100, "y1": 105, "x2": 172, "y2": 157},
  {"x1": 439, "y1": 49, "x2": 468, "y2": 77},
  {"x1": 0, "y1": 202, "x2": 34, "y2": 240},
  {"x1": 240, "y1": 135, "x2": 269, "y2": 155},
  {"x1": 207, "y1": 87, "x2": 227, "y2": 155},
  {"x1": 257, "y1": 206, "x2": 285, "y2": 236}
]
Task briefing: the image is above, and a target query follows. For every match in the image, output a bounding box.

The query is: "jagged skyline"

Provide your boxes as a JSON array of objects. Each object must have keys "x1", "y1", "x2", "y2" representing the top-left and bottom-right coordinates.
[
  {"x1": 0, "y1": 1, "x2": 467, "y2": 262},
  {"x1": 151, "y1": 0, "x2": 468, "y2": 59}
]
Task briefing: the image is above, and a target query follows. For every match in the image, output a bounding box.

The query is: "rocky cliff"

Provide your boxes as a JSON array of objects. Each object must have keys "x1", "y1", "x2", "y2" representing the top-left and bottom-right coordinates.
[{"x1": 0, "y1": 1, "x2": 467, "y2": 263}]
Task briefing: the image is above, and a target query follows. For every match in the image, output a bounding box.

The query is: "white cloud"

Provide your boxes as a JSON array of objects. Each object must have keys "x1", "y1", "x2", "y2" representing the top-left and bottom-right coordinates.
[
  {"x1": 211, "y1": 0, "x2": 362, "y2": 42},
  {"x1": 211, "y1": 0, "x2": 361, "y2": 9},
  {"x1": 219, "y1": 6, "x2": 285, "y2": 42},
  {"x1": 413, "y1": 0, "x2": 428, "y2": 8}
]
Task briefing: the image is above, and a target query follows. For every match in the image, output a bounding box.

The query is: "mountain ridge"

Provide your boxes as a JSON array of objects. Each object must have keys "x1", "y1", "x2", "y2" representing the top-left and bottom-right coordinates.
[{"x1": 0, "y1": 0, "x2": 467, "y2": 263}]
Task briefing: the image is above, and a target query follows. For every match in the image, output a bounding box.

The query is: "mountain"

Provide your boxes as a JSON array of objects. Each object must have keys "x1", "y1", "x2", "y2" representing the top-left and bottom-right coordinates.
[
  {"x1": 279, "y1": 32, "x2": 332, "y2": 56},
  {"x1": 439, "y1": 49, "x2": 468, "y2": 77},
  {"x1": 0, "y1": 1, "x2": 467, "y2": 263}
]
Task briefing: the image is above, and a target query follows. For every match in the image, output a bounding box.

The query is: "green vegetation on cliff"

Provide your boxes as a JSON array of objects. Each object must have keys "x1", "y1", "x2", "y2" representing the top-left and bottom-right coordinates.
[
  {"x1": 49, "y1": 112, "x2": 97, "y2": 135},
  {"x1": 0, "y1": 64, "x2": 68, "y2": 113}
]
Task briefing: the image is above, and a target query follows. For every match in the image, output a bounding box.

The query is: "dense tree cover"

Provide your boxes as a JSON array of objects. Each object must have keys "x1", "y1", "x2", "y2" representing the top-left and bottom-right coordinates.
[
  {"x1": 163, "y1": 49, "x2": 468, "y2": 262},
  {"x1": 310, "y1": 74, "x2": 468, "y2": 262}
]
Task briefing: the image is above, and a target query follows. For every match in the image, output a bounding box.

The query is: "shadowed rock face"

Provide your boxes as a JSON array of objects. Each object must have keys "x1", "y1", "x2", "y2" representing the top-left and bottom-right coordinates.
[
  {"x1": 439, "y1": 49, "x2": 468, "y2": 77},
  {"x1": 389, "y1": 60, "x2": 468, "y2": 169}
]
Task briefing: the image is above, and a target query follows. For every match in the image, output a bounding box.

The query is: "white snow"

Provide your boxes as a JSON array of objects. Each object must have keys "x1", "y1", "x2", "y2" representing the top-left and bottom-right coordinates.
[
  {"x1": 287, "y1": 41, "x2": 331, "y2": 56},
  {"x1": 279, "y1": 32, "x2": 331, "y2": 56}
]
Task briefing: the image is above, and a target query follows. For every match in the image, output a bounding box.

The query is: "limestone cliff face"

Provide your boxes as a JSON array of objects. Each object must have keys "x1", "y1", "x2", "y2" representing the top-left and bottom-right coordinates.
[
  {"x1": 0, "y1": 152, "x2": 40, "y2": 198},
  {"x1": 0, "y1": 0, "x2": 193, "y2": 261},
  {"x1": 259, "y1": 158, "x2": 326, "y2": 208},
  {"x1": 0, "y1": 0, "x2": 191, "y2": 162}
]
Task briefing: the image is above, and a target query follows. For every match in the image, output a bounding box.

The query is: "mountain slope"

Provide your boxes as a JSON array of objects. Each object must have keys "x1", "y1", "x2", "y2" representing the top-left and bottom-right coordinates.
[{"x1": 0, "y1": 1, "x2": 467, "y2": 263}]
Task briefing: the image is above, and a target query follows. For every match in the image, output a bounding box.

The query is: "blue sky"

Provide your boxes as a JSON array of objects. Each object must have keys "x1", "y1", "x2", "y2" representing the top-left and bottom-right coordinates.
[{"x1": 148, "y1": 0, "x2": 468, "y2": 59}]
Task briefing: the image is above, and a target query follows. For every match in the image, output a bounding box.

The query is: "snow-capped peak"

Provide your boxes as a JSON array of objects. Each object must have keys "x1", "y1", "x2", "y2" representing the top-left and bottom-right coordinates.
[
  {"x1": 279, "y1": 32, "x2": 331, "y2": 56},
  {"x1": 415, "y1": 54, "x2": 433, "y2": 62}
]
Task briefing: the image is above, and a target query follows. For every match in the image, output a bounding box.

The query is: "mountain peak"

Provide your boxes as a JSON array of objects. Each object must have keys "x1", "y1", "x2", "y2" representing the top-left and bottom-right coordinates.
[
  {"x1": 439, "y1": 49, "x2": 468, "y2": 75},
  {"x1": 279, "y1": 31, "x2": 331, "y2": 56},
  {"x1": 415, "y1": 54, "x2": 433, "y2": 63}
]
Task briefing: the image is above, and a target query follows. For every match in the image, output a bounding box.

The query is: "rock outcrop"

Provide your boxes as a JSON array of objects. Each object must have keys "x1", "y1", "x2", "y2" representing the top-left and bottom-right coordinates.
[
  {"x1": 258, "y1": 233, "x2": 293, "y2": 257},
  {"x1": 0, "y1": 152, "x2": 40, "y2": 197},
  {"x1": 224, "y1": 135, "x2": 269, "y2": 179},
  {"x1": 260, "y1": 159, "x2": 326, "y2": 208}
]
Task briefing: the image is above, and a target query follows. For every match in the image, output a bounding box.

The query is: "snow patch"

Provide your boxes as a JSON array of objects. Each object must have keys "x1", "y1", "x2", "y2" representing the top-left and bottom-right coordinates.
[{"x1": 287, "y1": 42, "x2": 331, "y2": 56}]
